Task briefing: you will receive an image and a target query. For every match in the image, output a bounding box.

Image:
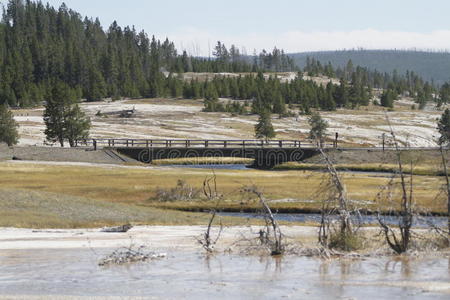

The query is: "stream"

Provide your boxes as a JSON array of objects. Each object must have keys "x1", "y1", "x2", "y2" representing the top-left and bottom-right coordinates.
[
  {"x1": 165, "y1": 164, "x2": 448, "y2": 228},
  {"x1": 219, "y1": 212, "x2": 449, "y2": 228}
]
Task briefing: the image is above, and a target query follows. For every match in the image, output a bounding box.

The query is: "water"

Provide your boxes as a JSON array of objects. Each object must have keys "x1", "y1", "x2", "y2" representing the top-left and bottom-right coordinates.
[
  {"x1": 219, "y1": 212, "x2": 449, "y2": 228},
  {"x1": 165, "y1": 164, "x2": 250, "y2": 170},
  {"x1": 0, "y1": 248, "x2": 449, "y2": 299}
]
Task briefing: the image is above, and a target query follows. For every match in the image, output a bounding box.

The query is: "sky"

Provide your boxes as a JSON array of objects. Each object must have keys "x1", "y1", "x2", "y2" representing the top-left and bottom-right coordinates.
[{"x1": 11, "y1": 0, "x2": 450, "y2": 55}]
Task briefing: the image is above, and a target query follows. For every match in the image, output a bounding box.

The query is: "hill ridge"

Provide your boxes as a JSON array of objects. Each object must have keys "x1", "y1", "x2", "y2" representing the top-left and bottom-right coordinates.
[{"x1": 290, "y1": 50, "x2": 450, "y2": 85}]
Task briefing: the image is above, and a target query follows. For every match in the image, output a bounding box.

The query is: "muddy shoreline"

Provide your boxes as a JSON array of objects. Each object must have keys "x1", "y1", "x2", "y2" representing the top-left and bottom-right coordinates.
[{"x1": 0, "y1": 226, "x2": 450, "y2": 299}]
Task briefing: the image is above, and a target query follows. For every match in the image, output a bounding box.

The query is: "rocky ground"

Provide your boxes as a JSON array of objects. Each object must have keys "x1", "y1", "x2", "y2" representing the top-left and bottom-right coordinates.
[{"x1": 12, "y1": 95, "x2": 444, "y2": 149}]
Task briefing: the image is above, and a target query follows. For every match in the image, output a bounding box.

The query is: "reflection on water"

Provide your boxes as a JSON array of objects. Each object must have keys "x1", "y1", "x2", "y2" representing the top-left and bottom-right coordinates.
[{"x1": 0, "y1": 248, "x2": 449, "y2": 299}]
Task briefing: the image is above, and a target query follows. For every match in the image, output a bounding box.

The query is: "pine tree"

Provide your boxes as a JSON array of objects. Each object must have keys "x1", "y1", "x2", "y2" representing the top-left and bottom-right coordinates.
[
  {"x1": 251, "y1": 96, "x2": 264, "y2": 115},
  {"x1": 323, "y1": 82, "x2": 336, "y2": 110},
  {"x1": 204, "y1": 81, "x2": 218, "y2": 100},
  {"x1": 416, "y1": 90, "x2": 428, "y2": 110},
  {"x1": 255, "y1": 110, "x2": 275, "y2": 142},
  {"x1": 438, "y1": 109, "x2": 450, "y2": 146},
  {"x1": 345, "y1": 59, "x2": 354, "y2": 80},
  {"x1": 334, "y1": 79, "x2": 349, "y2": 108},
  {"x1": 0, "y1": 103, "x2": 19, "y2": 146},
  {"x1": 272, "y1": 93, "x2": 286, "y2": 115},
  {"x1": 44, "y1": 81, "x2": 75, "y2": 147},
  {"x1": 380, "y1": 89, "x2": 396, "y2": 108},
  {"x1": 64, "y1": 104, "x2": 91, "y2": 147},
  {"x1": 86, "y1": 67, "x2": 107, "y2": 101},
  {"x1": 308, "y1": 112, "x2": 328, "y2": 146}
]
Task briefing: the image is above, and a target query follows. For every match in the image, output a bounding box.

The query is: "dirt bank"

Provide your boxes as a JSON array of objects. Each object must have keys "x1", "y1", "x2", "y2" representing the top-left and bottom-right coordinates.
[
  {"x1": 304, "y1": 148, "x2": 447, "y2": 166},
  {"x1": 0, "y1": 143, "x2": 12, "y2": 161},
  {"x1": 8, "y1": 146, "x2": 137, "y2": 164}
]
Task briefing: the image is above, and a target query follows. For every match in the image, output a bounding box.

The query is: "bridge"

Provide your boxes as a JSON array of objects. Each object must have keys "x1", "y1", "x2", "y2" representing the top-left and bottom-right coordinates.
[{"x1": 75, "y1": 139, "x2": 332, "y2": 168}]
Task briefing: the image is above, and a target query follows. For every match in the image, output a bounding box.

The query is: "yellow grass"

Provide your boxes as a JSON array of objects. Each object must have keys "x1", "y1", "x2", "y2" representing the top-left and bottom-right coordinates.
[
  {"x1": 274, "y1": 162, "x2": 446, "y2": 176},
  {"x1": 0, "y1": 187, "x2": 229, "y2": 228},
  {"x1": 0, "y1": 162, "x2": 447, "y2": 218}
]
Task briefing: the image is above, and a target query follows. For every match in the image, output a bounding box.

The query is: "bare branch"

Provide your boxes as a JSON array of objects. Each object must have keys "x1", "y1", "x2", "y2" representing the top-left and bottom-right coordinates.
[
  {"x1": 198, "y1": 171, "x2": 223, "y2": 253},
  {"x1": 242, "y1": 185, "x2": 284, "y2": 255},
  {"x1": 376, "y1": 114, "x2": 414, "y2": 254}
]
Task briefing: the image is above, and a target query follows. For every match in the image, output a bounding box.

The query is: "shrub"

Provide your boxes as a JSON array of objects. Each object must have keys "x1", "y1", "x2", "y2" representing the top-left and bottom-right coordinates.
[
  {"x1": 156, "y1": 180, "x2": 200, "y2": 202},
  {"x1": 328, "y1": 231, "x2": 364, "y2": 251}
]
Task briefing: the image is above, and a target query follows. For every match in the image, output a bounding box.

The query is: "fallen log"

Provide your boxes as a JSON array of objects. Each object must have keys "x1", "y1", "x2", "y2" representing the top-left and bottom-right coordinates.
[{"x1": 101, "y1": 224, "x2": 133, "y2": 233}]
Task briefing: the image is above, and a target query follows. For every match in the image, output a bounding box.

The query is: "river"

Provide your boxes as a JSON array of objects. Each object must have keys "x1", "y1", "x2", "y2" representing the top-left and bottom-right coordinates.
[{"x1": 219, "y1": 212, "x2": 449, "y2": 228}]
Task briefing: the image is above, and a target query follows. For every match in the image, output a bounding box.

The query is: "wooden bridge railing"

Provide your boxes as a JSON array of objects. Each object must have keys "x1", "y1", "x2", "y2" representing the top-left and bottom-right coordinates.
[{"x1": 74, "y1": 139, "x2": 331, "y2": 150}]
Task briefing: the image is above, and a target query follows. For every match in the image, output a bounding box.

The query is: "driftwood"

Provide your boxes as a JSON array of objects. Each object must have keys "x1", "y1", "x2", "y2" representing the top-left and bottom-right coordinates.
[
  {"x1": 101, "y1": 224, "x2": 133, "y2": 233},
  {"x1": 97, "y1": 108, "x2": 136, "y2": 118},
  {"x1": 99, "y1": 245, "x2": 166, "y2": 266}
]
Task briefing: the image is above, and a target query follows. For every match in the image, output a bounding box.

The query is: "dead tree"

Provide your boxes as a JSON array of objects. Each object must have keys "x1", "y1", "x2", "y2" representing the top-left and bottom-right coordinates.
[
  {"x1": 243, "y1": 186, "x2": 284, "y2": 255},
  {"x1": 318, "y1": 148, "x2": 353, "y2": 235},
  {"x1": 377, "y1": 116, "x2": 414, "y2": 254},
  {"x1": 197, "y1": 172, "x2": 223, "y2": 253},
  {"x1": 314, "y1": 142, "x2": 362, "y2": 251},
  {"x1": 419, "y1": 144, "x2": 450, "y2": 244}
]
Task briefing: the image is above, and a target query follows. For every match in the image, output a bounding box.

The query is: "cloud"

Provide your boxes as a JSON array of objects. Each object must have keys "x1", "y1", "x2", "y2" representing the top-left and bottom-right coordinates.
[{"x1": 164, "y1": 28, "x2": 450, "y2": 56}]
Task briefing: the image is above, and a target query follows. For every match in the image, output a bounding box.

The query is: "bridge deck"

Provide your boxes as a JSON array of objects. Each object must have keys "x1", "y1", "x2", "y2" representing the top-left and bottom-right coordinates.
[
  {"x1": 75, "y1": 139, "x2": 331, "y2": 149},
  {"x1": 74, "y1": 138, "x2": 443, "y2": 152},
  {"x1": 73, "y1": 139, "x2": 444, "y2": 168}
]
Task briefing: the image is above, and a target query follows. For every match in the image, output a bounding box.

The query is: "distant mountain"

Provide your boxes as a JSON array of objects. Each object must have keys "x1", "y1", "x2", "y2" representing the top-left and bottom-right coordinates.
[{"x1": 290, "y1": 50, "x2": 450, "y2": 85}]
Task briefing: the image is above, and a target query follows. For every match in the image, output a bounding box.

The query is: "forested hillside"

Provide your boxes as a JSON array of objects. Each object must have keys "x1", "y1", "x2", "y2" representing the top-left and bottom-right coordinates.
[
  {"x1": 1, "y1": 0, "x2": 449, "y2": 114},
  {"x1": 0, "y1": 0, "x2": 295, "y2": 108},
  {"x1": 291, "y1": 50, "x2": 450, "y2": 85}
]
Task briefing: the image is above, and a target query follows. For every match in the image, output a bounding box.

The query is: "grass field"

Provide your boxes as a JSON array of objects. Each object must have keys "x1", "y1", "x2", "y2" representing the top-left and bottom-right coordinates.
[
  {"x1": 273, "y1": 162, "x2": 447, "y2": 176},
  {"x1": 0, "y1": 188, "x2": 221, "y2": 228},
  {"x1": 0, "y1": 161, "x2": 447, "y2": 228}
]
